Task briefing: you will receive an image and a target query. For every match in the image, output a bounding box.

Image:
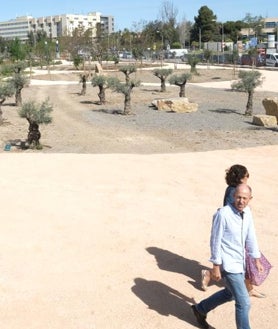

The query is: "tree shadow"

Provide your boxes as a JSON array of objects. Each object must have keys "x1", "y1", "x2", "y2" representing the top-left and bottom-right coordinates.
[
  {"x1": 131, "y1": 278, "x2": 216, "y2": 329},
  {"x1": 146, "y1": 247, "x2": 223, "y2": 290},
  {"x1": 208, "y1": 108, "x2": 242, "y2": 115},
  {"x1": 80, "y1": 100, "x2": 96, "y2": 105}
]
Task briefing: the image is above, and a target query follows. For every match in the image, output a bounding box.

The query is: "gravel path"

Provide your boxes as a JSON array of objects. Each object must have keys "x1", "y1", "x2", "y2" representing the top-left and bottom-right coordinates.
[{"x1": 1, "y1": 65, "x2": 278, "y2": 153}]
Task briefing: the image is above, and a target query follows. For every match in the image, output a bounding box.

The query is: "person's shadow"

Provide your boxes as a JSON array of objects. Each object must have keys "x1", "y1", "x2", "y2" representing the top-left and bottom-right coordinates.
[
  {"x1": 131, "y1": 278, "x2": 216, "y2": 329},
  {"x1": 146, "y1": 246, "x2": 222, "y2": 290}
]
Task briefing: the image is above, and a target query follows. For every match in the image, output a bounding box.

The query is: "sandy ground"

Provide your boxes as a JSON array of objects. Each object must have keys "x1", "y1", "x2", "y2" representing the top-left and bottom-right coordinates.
[{"x1": 0, "y1": 63, "x2": 277, "y2": 329}]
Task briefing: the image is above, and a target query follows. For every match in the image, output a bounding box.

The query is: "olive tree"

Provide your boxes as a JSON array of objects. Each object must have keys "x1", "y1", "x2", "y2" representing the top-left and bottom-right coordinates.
[
  {"x1": 187, "y1": 55, "x2": 200, "y2": 75},
  {"x1": 118, "y1": 65, "x2": 137, "y2": 83},
  {"x1": 7, "y1": 62, "x2": 29, "y2": 106},
  {"x1": 91, "y1": 75, "x2": 112, "y2": 104},
  {"x1": 109, "y1": 77, "x2": 140, "y2": 115},
  {"x1": 168, "y1": 73, "x2": 191, "y2": 97},
  {"x1": 0, "y1": 81, "x2": 15, "y2": 124},
  {"x1": 153, "y1": 68, "x2": 173, "y2": 92},
  {"x1": 231, "y1": 70, "x2": 263, "y2": 116},
  {"x1": 18, "y1": 98, "x2": 53, "y2": 148},
  {"x1": 80, "y1": 73, "x2": 90, "y2": 95}
]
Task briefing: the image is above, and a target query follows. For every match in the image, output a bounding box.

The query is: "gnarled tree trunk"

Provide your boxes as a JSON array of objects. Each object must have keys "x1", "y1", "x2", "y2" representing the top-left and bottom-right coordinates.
[
  {"x1": 27, "y1": 119, "x2": 41, "y2": 147},
  {"x1": 245, "y1": 90, "x2": 254, "y2": 116}
]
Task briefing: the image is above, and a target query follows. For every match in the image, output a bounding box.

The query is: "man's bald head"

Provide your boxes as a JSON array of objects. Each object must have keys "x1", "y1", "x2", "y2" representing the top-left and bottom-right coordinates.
[{"x1": 233, "y1": 184, "x2": 252, "y2": 212}]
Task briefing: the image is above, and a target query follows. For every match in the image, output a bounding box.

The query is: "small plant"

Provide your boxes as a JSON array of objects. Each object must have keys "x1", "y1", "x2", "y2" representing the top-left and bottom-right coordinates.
[
  {"x1": 231, "y1": 70, "x2": 263, "y2": 116},
  {"x1": 168, "y1": 73, "x2": 191, "y2": 97},
  {"x1": 18, "y1": 98, "x2": 53, "y2": 148},
  {"x1": 153, "y1": 68, "x2": 173, "y2": 92}
]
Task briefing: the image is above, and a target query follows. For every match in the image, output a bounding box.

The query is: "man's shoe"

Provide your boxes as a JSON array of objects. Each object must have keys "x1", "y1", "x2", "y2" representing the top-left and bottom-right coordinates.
[{"x1": 191, "y1": 305, "x2": 209, "y2": 329}]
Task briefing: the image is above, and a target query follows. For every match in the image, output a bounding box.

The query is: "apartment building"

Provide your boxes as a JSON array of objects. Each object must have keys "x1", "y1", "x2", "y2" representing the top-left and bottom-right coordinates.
[
  {"x1": 0, "y1": 11, "x2": 114, "y2": 41},
  {"x1": 240, "y1": 17, "x2": 278, "y2": 38}
]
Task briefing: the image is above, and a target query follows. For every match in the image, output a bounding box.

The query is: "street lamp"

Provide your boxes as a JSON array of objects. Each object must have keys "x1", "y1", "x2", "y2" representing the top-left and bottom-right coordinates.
[
  {"x1": 44, "y1": 41, "x2": 50, "y2": 75},
  {"x1": 156, "y1": 30, "x2": 164, "y2": 50},
  {"x1": 199, "y1": 27, "x2": 202, "y2": 50},
  {"x1": 55, "y1": 40, "x2": 60, "y2": 59},
  {"x1": 221, "y1": 23, "x2": 224, "y2": 53}
]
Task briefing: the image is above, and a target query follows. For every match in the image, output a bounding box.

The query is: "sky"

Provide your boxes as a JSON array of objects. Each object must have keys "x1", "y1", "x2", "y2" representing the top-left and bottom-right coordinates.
[{"x1": 1, "y1": 0, "x2": 277, "y2": 31}]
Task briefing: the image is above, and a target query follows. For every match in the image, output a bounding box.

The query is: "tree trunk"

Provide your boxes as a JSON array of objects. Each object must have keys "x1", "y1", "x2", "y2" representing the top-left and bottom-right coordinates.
[
  {"x1": 0, "y1": 98, "x2": 5, "y2": 124},
  {"x1": 179, "y1": 84, "x2": 186, "y2": 97},
  {"x1": 245, "y1": 90, "x2": 253, "y2": 116},
  {"x1": 80, "y1": 81, "x2": 86, "y2": 95},
  {"x1": 98, "y1": 86, "x2": 106, "y2": 104},
  {"x1": 160, "y1": 77, "x2": 166, "y2": 92},
  {"x1": 27, "y1": 120, "x2": 41, "y2": 147},
  {"x1": 15, "y1": 88, "x2": 22, "y2": 106},
  {"x1": 123, "y1": 92, "x2": 131, "y2": 115}
]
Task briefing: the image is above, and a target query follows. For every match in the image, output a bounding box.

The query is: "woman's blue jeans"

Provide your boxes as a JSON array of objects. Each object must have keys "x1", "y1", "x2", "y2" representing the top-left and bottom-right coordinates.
[{"x1": 196, "y1": 271, "x2": 251, "y2": 329}]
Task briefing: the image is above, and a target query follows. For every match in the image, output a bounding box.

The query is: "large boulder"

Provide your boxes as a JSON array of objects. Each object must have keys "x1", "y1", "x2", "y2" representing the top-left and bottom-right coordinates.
[
  {"x1": 151, "y1": 97, "x2": 198, "y2": 113},
  {"x1": 262, "y1": 97, "x2": 278, "y2": 120},
  {"x1": 252, "y1": 114, "x2": 277, "y2": 127}
]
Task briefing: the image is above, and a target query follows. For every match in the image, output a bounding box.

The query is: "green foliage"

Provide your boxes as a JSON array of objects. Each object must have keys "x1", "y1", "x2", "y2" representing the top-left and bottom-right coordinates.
[
  {"x1": 171, "y1": 42, "x2": 182, "y2": 49},
  {"x1": 73, "y1": 55, "x2": 83, "y2": 69},
  {"x1": 119, "y1": 65, "x2": 137, "y2": 75},
  {"x1": 191, "y1": 6, "x2": 217, "y2": 43},
  {"x1": 203, "y1": 49, "x2": 213, "y2": 62},
  {"x1": 153, "y1": 68, "x2": 173, "y2": 78},
  {"x1": 0, "y1": 81, "x2": 15, "y2": 100},
  {"x1": 119, "y1": 65, "x2": 137, "y2": 83},
  {"x1": 19, "y1": 98, "x2": 53, "y2": 124},
  {"x1": 231, "y1": 70, "x2": 263, "y2": 115},
  {"x1": 231, "y1": 70, "x2": 263, "y2": 93},
  {"x1": 91, "y1": 75, "x2": 108, "y2": 87},
  {"x1": 110, "y1": 79, "x2": 141, "y2": 95},
  {"x1": 0, "y1": 80, "x2": 15, "y2": 123},
  {"x1": 9, "y1": 38, "x2": 27, "y2": 61},
  {"x1": 168, "y1": 73, "x2": 191, "y2": 97},
  {"x1": 168, "y1": 73, "x2": 191, "y2": 85},
  {"x1": 187, "y1": 55, "x2": 200, "y2": 74}
]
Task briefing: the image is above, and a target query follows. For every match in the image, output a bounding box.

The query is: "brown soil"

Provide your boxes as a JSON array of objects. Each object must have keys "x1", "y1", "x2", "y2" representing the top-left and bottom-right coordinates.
[{"x1": 1, "y1": 65, "x2": 277, "y2": 153}]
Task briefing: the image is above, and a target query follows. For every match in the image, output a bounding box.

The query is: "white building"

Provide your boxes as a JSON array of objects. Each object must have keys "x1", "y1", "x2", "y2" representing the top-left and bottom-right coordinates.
[{"x1": 0, "y1": 12, "x2": 114, "y2": 41}]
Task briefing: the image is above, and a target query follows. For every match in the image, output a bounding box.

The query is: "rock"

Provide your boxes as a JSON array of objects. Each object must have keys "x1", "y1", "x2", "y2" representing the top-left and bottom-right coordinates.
[
  {"x1": 262, "y1": 97, "x2": 278, "y2": 120},
  {"x1": 95, "y1": 63, "x2": 103, "y2": 75},
  {"x1": 252, "y1": 114, "x2": 277, "y2": 127},
  {"x1": 151, "y1": 97, "x2": 198, "y2": 113}
]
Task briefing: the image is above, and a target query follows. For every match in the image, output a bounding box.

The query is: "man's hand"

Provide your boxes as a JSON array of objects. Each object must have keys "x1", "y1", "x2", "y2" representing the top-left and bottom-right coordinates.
[
  {"x1": 255, "y1": 258, "x2": 264, "y2": 273},
  {"x1": 212, "y1": 264, "x2": 221, "y2": 281}
]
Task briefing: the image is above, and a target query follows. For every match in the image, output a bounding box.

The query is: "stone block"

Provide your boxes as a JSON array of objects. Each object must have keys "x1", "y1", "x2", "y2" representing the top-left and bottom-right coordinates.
[
  {"x1": 262, "y1": 97, "x2": 278, "y2": 120},
  {"x1": 252, "y1": 114, "x2": 277, "y2": 127},
  {"x1": 151, "y1": 97, "x2": 198, "y2": 113}
]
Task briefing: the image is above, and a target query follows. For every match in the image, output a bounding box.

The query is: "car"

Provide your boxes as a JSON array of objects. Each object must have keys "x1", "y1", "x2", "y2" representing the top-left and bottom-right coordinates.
[
  {"x1": 265, "y1": 53, "x2": 278, "y2": 67},
  {"x1": 239, "y1": 54, "x2": 265, "y2": 67}
]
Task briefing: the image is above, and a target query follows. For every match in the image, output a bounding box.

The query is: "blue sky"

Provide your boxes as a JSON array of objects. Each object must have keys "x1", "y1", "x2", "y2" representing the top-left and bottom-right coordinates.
[{"x1": 1, "y1": 0, "x2": 277, "y2": 30}]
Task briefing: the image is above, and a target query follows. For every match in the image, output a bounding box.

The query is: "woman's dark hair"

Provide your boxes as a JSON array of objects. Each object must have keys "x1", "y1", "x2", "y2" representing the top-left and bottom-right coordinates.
[{"x1": 225, "y1": 164, "x2": 249, "y2": 187}]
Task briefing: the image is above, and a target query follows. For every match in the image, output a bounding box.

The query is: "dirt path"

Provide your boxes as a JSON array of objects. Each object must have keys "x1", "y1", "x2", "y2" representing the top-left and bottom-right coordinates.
[{"x1": 1, "y1": 66, "x2": 278, "y2": 153}]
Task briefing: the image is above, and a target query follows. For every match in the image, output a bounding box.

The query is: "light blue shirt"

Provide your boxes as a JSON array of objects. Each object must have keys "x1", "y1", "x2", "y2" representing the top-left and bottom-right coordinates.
[{"x1": 209, "y1": 204, "x2": 261, "y2": 273}]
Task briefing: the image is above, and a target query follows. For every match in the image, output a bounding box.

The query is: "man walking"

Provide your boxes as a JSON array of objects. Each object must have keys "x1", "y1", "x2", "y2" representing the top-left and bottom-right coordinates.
[{"x1": 192, "y1": 184, "x2": 263, "y2": 329}]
